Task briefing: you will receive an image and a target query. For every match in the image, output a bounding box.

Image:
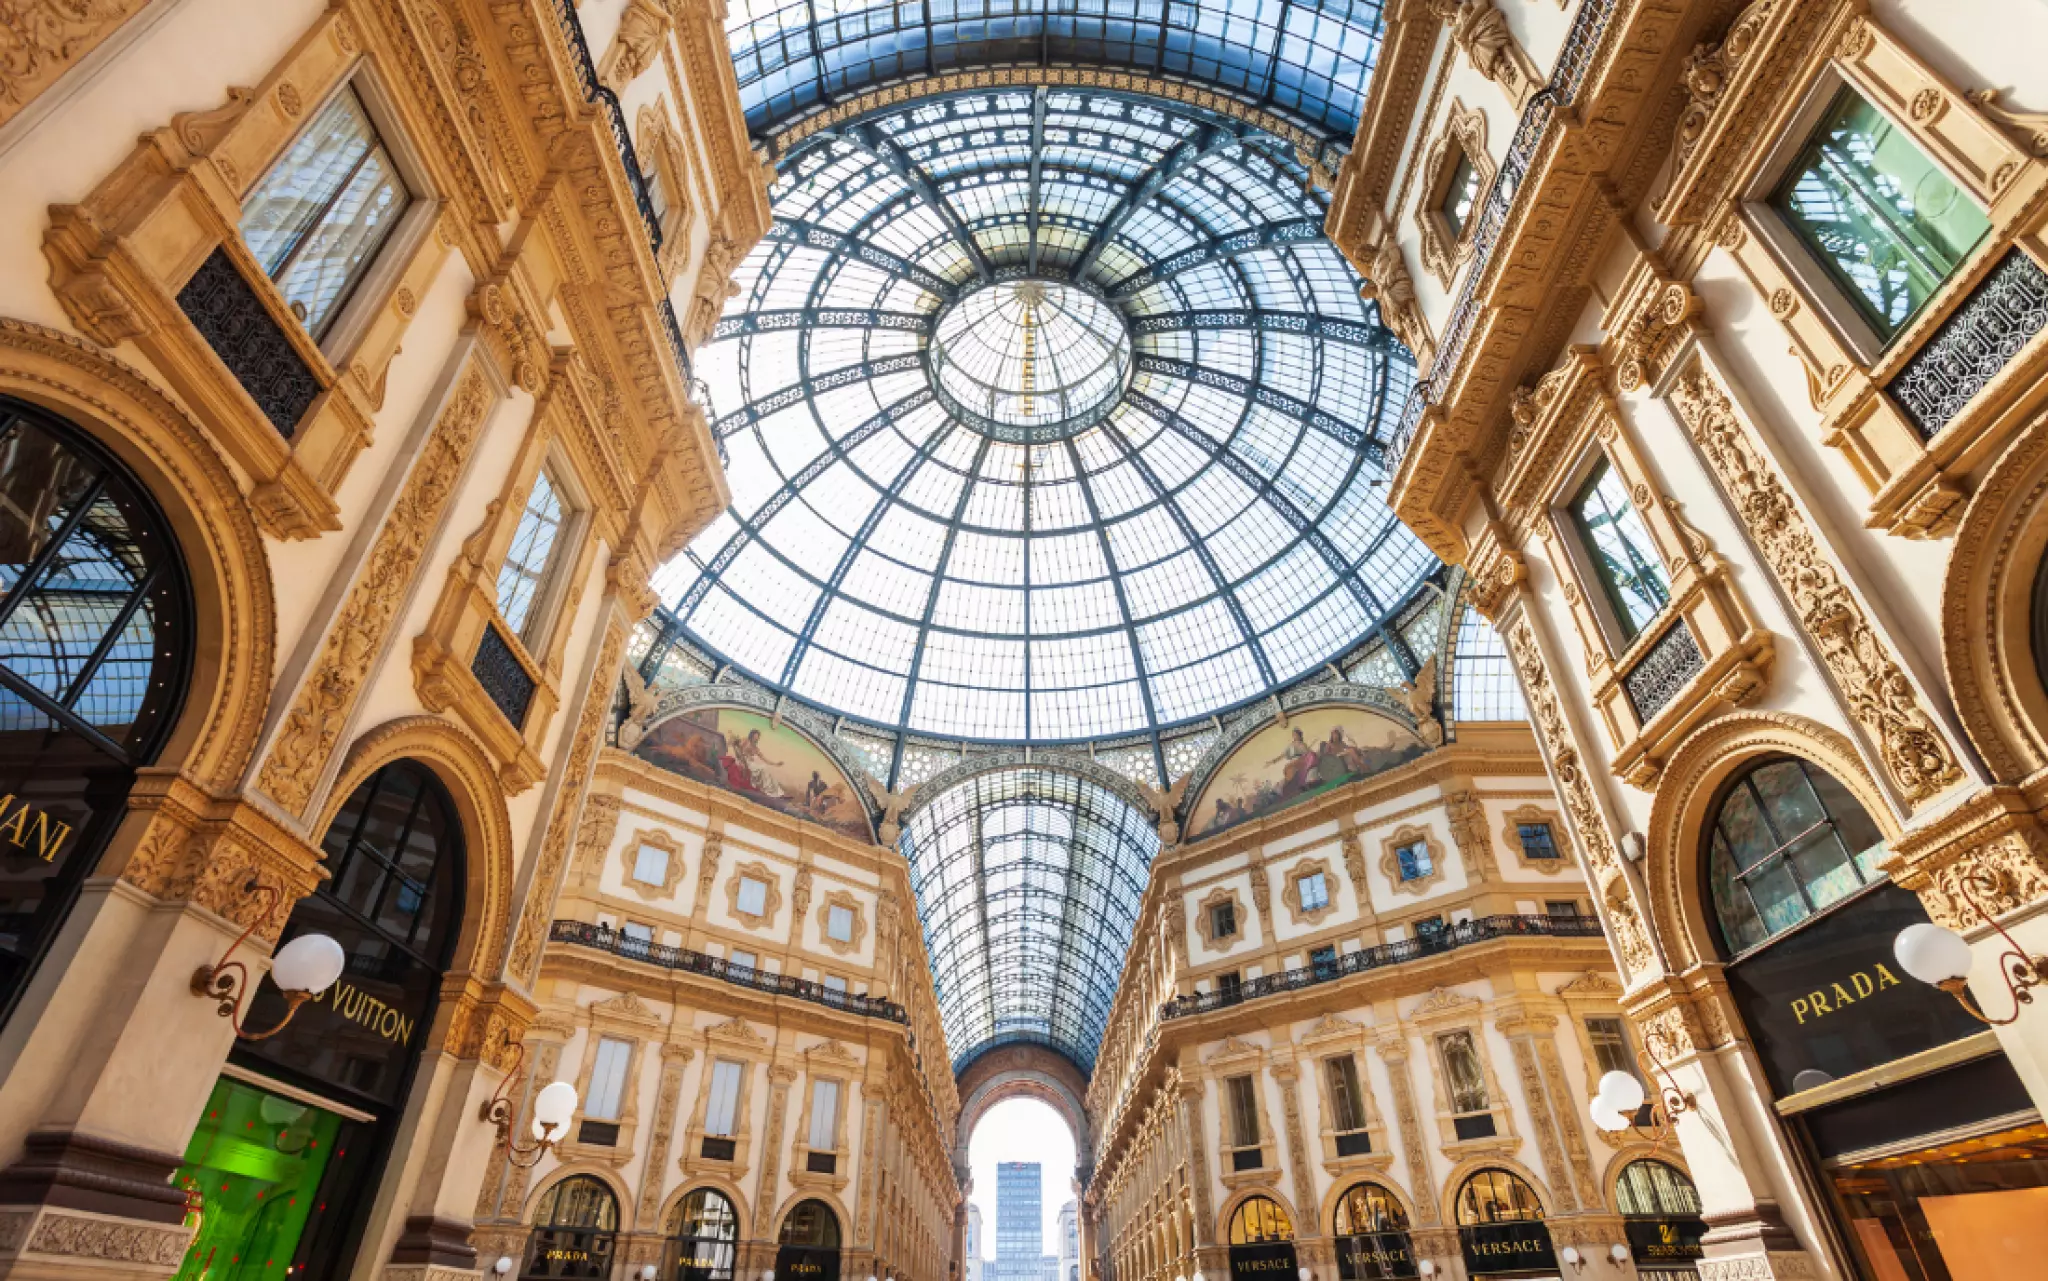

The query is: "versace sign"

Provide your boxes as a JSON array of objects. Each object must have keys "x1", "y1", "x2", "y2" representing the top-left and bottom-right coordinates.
[
  {"x1": 1337, "y1": 1232, "x2": 1417, "y2": 1280},
  {"x1": 1229, "y1": 1241, "x2": 1299, "y2": 1281},
  {"x1": 1458, "y1": 1222, "x2": 1556, "y2": 1278}
]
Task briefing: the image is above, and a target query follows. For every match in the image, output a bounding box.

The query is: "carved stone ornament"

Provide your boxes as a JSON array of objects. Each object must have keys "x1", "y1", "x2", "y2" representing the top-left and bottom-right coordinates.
[
  {"x1": 1379, "y1": 824, "x2": 1448, "y2": 897},
  {"x1": 256, "y1": 362, "x2": 498, "y2": 817},
  {"x1": 1415, "y1": 99, "x2": 1495, "y2": 289},
  {"x1": 1428, "y1": 0, "x2": 1539, "y2": 108},
  {"x1": 1357, "y1": 237, "x2": 1437, "y2": 373},
  {"x1": 1664, "y1": 360, "x2": 1962, "y2": 805}
]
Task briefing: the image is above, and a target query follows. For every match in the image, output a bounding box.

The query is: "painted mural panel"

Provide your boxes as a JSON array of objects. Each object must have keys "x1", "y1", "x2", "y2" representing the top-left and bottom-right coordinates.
[
  {"x1": 1190, "y1": 708, "x2": 1427, "y2": 839},
  {"x1": 634, "y1": 708, "x2": 872, "y2": 840}
]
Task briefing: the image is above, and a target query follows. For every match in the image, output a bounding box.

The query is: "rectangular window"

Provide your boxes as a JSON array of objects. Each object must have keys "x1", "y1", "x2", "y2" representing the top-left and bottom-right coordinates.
[
  {"x1": 1326, "y1": 1056, "x2": 1366, "y2": 1133},
  {"x1": 1586, "y1": 1017, "x2": 1634, "y2": 1079},
  {"x1": 642, "y1": 152, "x2": 669, "y2": 224},
  {"x1": 736, "y1": 876, "x2": 768, "y2": 916},
  {"x1": 1310, "y1": 945, "x2": 1338, "y2": 975},
  {"x1": 621, "y1": 922, "x2": 654, "y2": 953},
  {"x1": 1396, "y1": 840, "x2": 1433, "y2": 882},
  {"x1": 705, "y1": 1059, "x2": 743, "y2": 1136},
  {"x1": 585, "y1": 1037, "x2": 632, "y2": 1122},
  {"x1": 239, "y1": 86, "x2": 413, "y2": 341},
  {"x1": 1570, "y1": 458, "x2": 1670, "y2": 642},
  {"x1": 1441, "y1": 152, "x2": 1480, "y2": 237},
  {"x1": 1226, "y1": 1074, "x2": 1261, "y2": 1147},
  {"x1": 827, "y1": 903, "x2": 855, "y2": 942},
  {"x1": 1211, "y1": 901, "x2": 1237, "y2": 938},
  {"x1": 728, "y1": 949, "x2": 756, "y2": 974},
  {"x1": 1216, "y1": 970, "x2": 1242, "y2": 999},
  {"x1": 1773, "y1": 87, "x2": 1990, "y2": 340},
  {"x1": 631, "y1": 842, "x2": 668, "y2": 886},
  {"x1": 1438, "y1": 1031, "x2": 1489, "y2": 1115},
  {"x1": 496, "y1": 467, "x2": 569, "y2": 642},
  {"x1": 1517, "y1": 823, "x2": 1560, "y2": 861},
  {"x1": 1546, "y1": 900, "x2": 1582, "y2": 920},
  {"x1": 1298, "y1": 871, "x2": 1329, "y2": 912},
  {"x1": 823, "y1": 975, "x2": 848, "y2": 994},
  {"x1": 808, "y1": 1079, "x2": 840, "y2": 1149},
  {"x1": 1415, "y1": 915, "x2": 1446, "y2": 943}
]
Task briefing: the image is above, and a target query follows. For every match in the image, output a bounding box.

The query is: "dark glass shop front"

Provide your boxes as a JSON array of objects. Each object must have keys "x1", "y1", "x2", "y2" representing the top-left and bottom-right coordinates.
[{"x1": 173, "y1": 761, "x2": 466, "y2": 1280}]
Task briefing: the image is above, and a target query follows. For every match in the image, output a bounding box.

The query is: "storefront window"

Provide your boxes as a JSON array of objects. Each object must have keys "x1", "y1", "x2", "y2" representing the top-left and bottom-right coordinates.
[
  {"x1": 0, "y1": 400, "x2": 188, "y2": 1029},
  {"x1": 1334, "y1": 1183, "x2": 1415, "y2": 1281},
  {"x1": 172, "y1": 1077, "x2": 348, "y2": 1280},
  {"x1": 1825, "y1": 1117, "x2": 2048, "y2": 1281},
  {"x1": 526, "y1": 1176, "x2": 620, "y2": 1280},
  {"x1": 1455, "y1": 1171, "x2": 1554, "y2": 1279},
  {"x1": 1706, "y1": 757, "x2": 1885, "y2": 955},
  {"x1": 776, "y1": 1199, "x2": 842, "y2": 1281},
  {"x1": 1228, "y1": 1197, "x2": 1298, "y2": 1281},
  {"x1": 1773, "y1": 88, "x2": 1990, "y2": 341},
  {"x1": 1228, "y1": 1196, "x2": 1293, "y2": 1244},
  {"x1": 668, "y1": 1188, "x2": 739, "y2": 1281},
  {"x1": 1616, "y1": 1160, "x2": 1706, "y2": 1275}
]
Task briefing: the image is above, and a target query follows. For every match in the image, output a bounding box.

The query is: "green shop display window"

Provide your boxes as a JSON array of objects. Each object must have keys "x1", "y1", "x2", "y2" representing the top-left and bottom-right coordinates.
[{"x1": 174, "y1": 1077, "x2": 348, "y2": 1279}]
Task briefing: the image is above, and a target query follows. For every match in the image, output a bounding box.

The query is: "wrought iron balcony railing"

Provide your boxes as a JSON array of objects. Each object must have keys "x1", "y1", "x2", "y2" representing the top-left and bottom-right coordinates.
[
  {"x1": 1158, "y1": 913, "x2": 1607, "y2": 1020},
  {"x1": 549, "y1": 920, "x2": 910, "y2": 1023}
]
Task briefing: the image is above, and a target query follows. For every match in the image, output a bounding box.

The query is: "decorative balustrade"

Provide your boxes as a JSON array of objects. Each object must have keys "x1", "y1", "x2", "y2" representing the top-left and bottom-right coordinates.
[
  {"x1": 1158, "y1": 913, "x2": 1606, "y2": 1019},
  {"x1": 549, "y1": 919, "x2": 910, "y2": 1022}
]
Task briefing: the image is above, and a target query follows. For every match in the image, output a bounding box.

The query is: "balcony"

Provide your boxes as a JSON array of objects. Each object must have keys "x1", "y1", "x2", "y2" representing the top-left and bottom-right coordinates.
[
  {"x1": 549, "y1": 920, "x2": 909, "y2": 1023},
  {"x1": 1158, "y1": 913, "x2": 1606, "y2": 1020}
]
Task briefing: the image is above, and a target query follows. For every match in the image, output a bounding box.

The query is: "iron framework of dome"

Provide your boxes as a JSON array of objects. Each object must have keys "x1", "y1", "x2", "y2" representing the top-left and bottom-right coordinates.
[{"x1": 651, "y1": 87, "x2": 1437, "y2": 750}]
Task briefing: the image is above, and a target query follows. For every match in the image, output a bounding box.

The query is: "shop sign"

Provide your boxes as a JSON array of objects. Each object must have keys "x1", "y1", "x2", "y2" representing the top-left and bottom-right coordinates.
[
  {"x1": 676, "y1": 1243, "x2": 734, "y2": 1281},
  {"x1": 1228, "y1": 1241, "x2": 1299, "y2": 1281},
  {"x1": 776, "y1": 1245, "x2": 841, "y2": 1281},
  {"x1": 1625, "y1": 1217, "x2": 1706, "y2": 1265},
  {"x1": 1725, "y1": 884, "x2": 1983, "y2": 1097},
  {"x1": 1458, "y1": 1222, "x2": 1557, "y2": 1277},
  {"x1": 1337, "y1": 1231, "x2": 1417, "y2": 1280}
]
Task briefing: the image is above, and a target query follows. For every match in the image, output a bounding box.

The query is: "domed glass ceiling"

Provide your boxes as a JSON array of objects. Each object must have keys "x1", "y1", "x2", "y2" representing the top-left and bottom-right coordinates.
[{"x1": 652, "y1": 87, "x2": 1434, "y2": 743}]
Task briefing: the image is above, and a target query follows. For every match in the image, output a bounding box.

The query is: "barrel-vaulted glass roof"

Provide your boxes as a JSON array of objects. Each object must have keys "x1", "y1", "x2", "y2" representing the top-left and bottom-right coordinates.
[
  {"x1": 901, "y1": 766, "x2": 1159, "y2": 1072},
  {"x1": 651, "y1": 88, "x2": 1436, "y2": 743},
  {"x1": 725, "y1": 0, "x2": 1392, "y2": 140}
]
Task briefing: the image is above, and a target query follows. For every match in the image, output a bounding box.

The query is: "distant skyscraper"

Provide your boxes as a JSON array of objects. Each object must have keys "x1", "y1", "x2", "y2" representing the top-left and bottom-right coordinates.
[{"x1": 994, "y1": 1163, "x2": 1043, "y2": 1281}]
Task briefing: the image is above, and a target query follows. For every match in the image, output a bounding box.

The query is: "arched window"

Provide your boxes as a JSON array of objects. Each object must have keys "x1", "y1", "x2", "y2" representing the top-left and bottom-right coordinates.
[
  {"x1": 779, "y1": 1200, "x2": 841, "y2": 1248},
  {"x1": 1228, "y1": 1196, "x2": 1294, "y2": 1244},
  {"x1": 669, "y1": 1187, "x2": 740, "y2": 1281},
  {"x1": 0, "y1": 398, "x2": 189, "y2": 1027},
  {"x1": 1334, "y1": 1183, "x2": 1410, "y2": 1235},
  {"x1": 1705, "y1": 756, "x2": 1884, "y2": 954},
  {"x1": 1615, "y1": 1160, "x2": 1702, "y2": 1218},
  {"x1": 526, "y1": 1176, "x2": 620, "y2": 1279},
  {"x1": 1455, "y1": 1171, "x2": 1544, "y2": 1225},
  {"x1": 1333, "y1": 1183, "x2": 1413, "y2": 1281}
]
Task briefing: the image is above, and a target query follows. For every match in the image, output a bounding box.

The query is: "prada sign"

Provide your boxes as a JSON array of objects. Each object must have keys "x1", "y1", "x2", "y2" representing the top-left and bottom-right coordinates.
[
  {"x1": 1458, "y1": 1222, "x2": 1556, "y2": 1278},
  {"x1": 1336, "y1": 1232, "x2": 1417, "y2": 1280},
  {"x1": 1725, "y1": 884, "x2": 1983, "y2": 1097},
  {"x1": 776, "y1": 1245, "x2": 841, "y2": 1281},
  {"x1": 1624, "y1": 1217, "x2": 1706, "y2": 1265},
  {"x1": 1228, "y1": 1241, "x2": 1299, "y2": 1281}
]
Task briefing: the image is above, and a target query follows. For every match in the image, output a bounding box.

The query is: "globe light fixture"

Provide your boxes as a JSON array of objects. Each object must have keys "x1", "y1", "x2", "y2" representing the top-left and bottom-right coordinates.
[
  {"x1": 1609, "y1": 1244, "x2": 1630, "y2": 1265},
  {"x1": 1596, "y1": 1070, "x2": 1646, "y2": 1113},
  {"x1": 189, "y1": 877, "x2": 346, "y2": 1041},
  {"x1": 478, "y1": 1042, "x2": 578, "y2": 1167},
  {"x1": 1892, "y1": 868, "x2": 2048, "y2": 1025},
  {"x1": 494, "y1": 1259, "x2": 514, "y2": 1276},
  {"x1": 1589, "y1": 1097, "x2": 1629, "y2": 1133},
  {"x1": 1417, "y1": 1261, "x2": 1436, "y2": 1277},
  {"x1": 1586, "y1": 1048, "x2": 1695, "y2": 1153},
  {"x1": 1560, "y1": 1246, "x2": 1583, "y2": 1271}
]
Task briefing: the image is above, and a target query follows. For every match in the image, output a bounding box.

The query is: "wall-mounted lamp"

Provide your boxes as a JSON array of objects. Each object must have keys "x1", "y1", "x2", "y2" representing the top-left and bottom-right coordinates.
[
  {"x1": 1608, "y1": 1245, "x2": 1629, "y2": 1266},
  {"x1": 1560, "y1": 1246, "x2": 1584, "y2": 1272},
  {"x1": 190, "y1": 879, "x2": 345, "y2": 1041},
  {"x1": 1416, "y1": 1262, "x2": 1436, "y2": 1278},
  {"x1": 478, "y1": 1041, "x2": 578, "y2": 1167},
  {"x1": 494, "y1": 1259, "x2": 514, "y2": 1276},
  {"x1": 1587, "y1": 1051, "x2": 1696, "y2": 1153},
  {"x1": 1894, "y1": 869, "x2": 2048, "y2": 1025},
  {"x1": 641, "y1": 1267, "x2": 659, "y2": 1280},
  {"x1": 1298, "y1": 1268, "x2": 1311, "y2": 1281}
]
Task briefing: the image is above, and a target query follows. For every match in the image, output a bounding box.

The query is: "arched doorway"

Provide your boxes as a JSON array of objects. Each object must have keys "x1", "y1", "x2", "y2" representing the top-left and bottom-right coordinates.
[
  {"x1": 525, "y1": 1176, "x2": 622, "y2": 1279},
  {"x1": 172, "y1": 760, "x2": 466, "y2": 1280},
  {"x1": 776, "y1": 1198, "x2": 843, "y2": 1281},
  {"x1": 1615, "y1": 1160, "x2": 1705, "y2": 1275},
  {"x1": 669, "y1": 1187, "x2": 741, "y2": 1281},
  {"x1": 1227, "y1": 1195, "x2": 1298, "y2": 1281},
  {"x1": 1454, "y1": 1170, "x2": 1554, "y2": 1278},
  {"x1": 1333, "y1": 1182, "x2": 1415, "y2": 1280},
  {"x1": 1700, "y1": 752, "x2": 2048, "y2": 1280},
  {"x1": 0, "y1": 397, "x2": 189, "y2": 1029}
]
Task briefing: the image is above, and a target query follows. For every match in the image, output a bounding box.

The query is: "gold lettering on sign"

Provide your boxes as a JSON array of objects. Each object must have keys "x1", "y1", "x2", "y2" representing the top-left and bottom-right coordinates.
[
  {"x1": 1789, "y1": 963, "x2": 1903, "y2": 1025},
  {"x1": 310, "y1": 980, "x2": 418, "y2": 1045},
  {"x1": 0, "y1": 794, "x2": 71, "y2": 861}
]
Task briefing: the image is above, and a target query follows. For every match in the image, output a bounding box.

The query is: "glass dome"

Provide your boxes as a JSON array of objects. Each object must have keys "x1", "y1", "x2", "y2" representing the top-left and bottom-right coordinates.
[{"x1": 654, "y1": 88, "x2": 1435, "y2": 743}]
